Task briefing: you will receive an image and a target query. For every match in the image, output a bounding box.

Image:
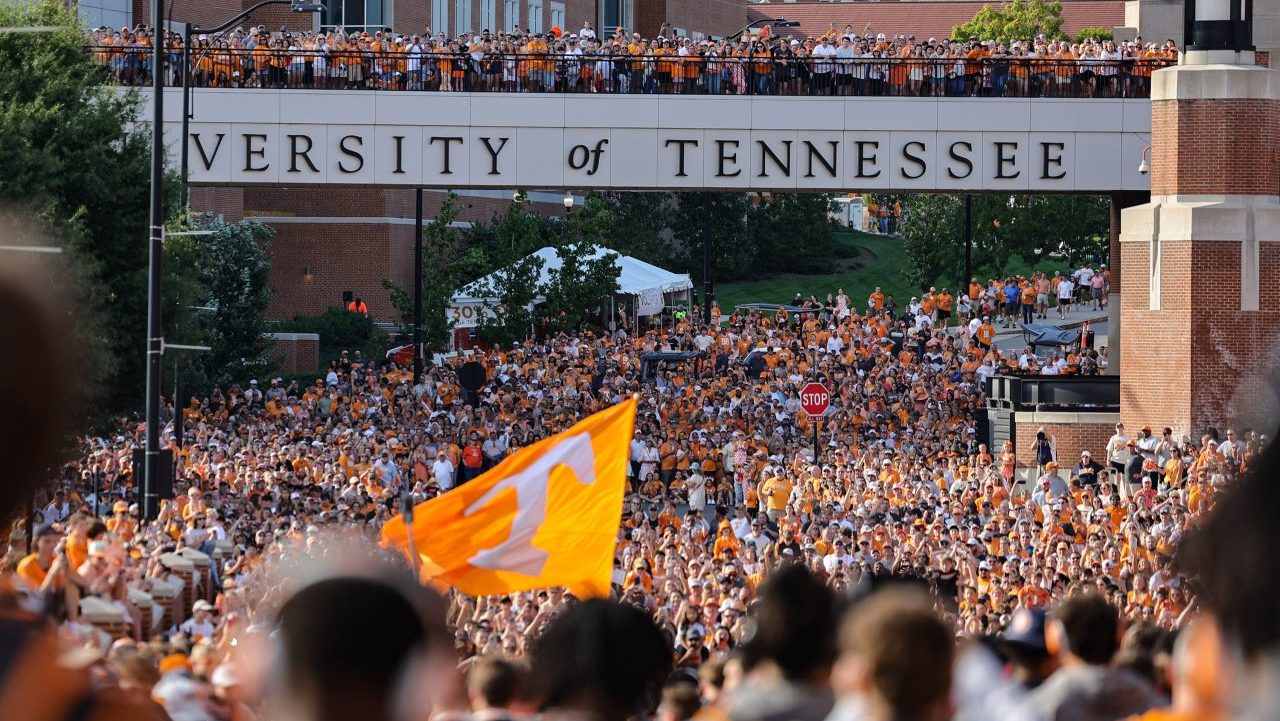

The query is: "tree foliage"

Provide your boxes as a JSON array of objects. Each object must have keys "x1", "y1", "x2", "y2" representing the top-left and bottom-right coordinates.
[
  {"x1": 1076, "y1": 27, "x2": 1115, "y2": 42},
  {"x1": 899, "y1": 193, "x2": 1110, "y2": 293},
  {"x1": 952, "y1": 0, "x2": 1067, "y2": 42},
  {"x1": 383, "y1": 193, "x2": 466, "y2": 353},
  {"x1": 748, "y1": 194, "x2": 838, "y2": 275},
  {"x1": 165, "y1": 214, "x2": 276, "y2": 390},
  {"x1": 0, "y1": 1, "x2": 188, "y2": 418},
  {"x1": 541, "y1": 240, "x2": 621, "y2": 333},
  {"x1": 0, "y1": 1, "x2": 277, "y2": 415},
  {"x1": 471, "y1": 252, "x2": 545, "y2": 347}
]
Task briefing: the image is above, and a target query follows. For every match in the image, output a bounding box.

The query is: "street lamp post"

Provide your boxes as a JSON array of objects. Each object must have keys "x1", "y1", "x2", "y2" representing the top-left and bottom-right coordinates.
[
  {"x1": 178, "y1": 2, "x2": 325, "y2": 202},
  {"x1": 147, "y1": 1, "x2": 322, "y2": 521}
]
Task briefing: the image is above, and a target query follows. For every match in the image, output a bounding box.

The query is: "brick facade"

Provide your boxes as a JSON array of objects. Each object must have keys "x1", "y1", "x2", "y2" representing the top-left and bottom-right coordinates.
[
  {"x1": 191, "y1": 186, "x2": 569, "y2": 322},
  {"x1": 268, "y1": 333, "x2": 320, "y2": 373},
  {"x1": 150, "y1": 0, "x2": 615, "y2": 39},
  {"x1": 1150, "y1": 97, "x2": 1280, "y2": 197},
  {"x1": 1013, "y1": 414, "x2": 1118, "y2": 470},
  {"x1": 635, "y1": 0, "x2": 744, "y2": 39},
  {"x1": 1119, "y1": 61, "x2": 1280, "y2": 437},
  {"x1": 137, "y1": 0, "x2": 313, "y2": 33}
]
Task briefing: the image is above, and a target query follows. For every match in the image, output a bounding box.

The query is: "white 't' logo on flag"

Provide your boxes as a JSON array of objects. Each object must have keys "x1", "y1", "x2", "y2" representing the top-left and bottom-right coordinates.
[{"x1": 463, "y1": 432, "x2": 597, "y2": 576}]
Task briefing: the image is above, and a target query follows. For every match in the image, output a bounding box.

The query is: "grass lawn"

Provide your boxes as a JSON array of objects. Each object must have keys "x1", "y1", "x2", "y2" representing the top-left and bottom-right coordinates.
[
  {"x1": 716, "y1": 231, "x2": 916, "y2": 312},
  {"x1": 715, "y1": 230, "x2": 1089, "y2": 312}
]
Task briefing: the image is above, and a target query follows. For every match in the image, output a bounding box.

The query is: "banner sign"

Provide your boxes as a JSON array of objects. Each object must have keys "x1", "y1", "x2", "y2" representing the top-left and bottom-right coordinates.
[{"x1": 157, "y1": 89, "x2": 1153, "y2": 192}]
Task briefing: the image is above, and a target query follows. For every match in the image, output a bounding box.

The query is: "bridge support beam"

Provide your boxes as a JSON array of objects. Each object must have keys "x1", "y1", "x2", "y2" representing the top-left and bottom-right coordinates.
[{"x1": 1119, "y1": 49, "x2": 1280, "y2": 437}]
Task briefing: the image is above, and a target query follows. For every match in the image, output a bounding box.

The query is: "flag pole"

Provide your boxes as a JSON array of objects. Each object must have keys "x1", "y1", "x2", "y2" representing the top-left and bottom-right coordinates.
[{"x1": 401, "y1": 493, "x2": 422, "y2": 581}]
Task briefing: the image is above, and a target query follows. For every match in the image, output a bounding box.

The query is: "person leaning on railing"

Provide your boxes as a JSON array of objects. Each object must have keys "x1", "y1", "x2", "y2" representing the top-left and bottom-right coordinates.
[{"x1": 83, "y1": 25, "x2": 1177, "y2": 98}]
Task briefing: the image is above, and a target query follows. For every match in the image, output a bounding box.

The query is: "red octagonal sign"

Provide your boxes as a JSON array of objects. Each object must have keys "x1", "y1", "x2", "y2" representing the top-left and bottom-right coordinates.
[{"x1": 800, "y1": 382, "x2": 830, "y2": 417}]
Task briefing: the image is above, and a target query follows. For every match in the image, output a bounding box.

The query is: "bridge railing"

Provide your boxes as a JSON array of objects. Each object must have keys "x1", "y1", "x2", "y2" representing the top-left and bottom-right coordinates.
[{"x1": 88, "y1": 46, "x2": 1172, "y2": 98}]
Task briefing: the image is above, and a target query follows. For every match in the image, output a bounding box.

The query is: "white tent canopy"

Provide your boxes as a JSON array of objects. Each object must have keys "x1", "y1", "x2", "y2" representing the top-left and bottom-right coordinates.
[{"x1": 450, "y1": 246, "x2": 693, "y2": 327}]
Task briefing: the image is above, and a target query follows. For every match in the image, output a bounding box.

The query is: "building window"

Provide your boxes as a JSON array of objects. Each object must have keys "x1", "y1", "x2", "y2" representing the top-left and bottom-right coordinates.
[
  {"x1": 596, "y1": 0, "x2": 630, "y2": 34},
  {"x1": 455, "y1": 0, "x2": 471, "y2": 34},
  {"x1": 527, "y1": 0, "x2": 543, "y2": 33},
  {"x1": 504, "y1": 0, "x2": 519, "y2": 32},
  {"x1": 481, "y1": 0, "x2": 496, "y2": 33},
  {"x1": 431, "y1": 0, "x2": 449, "y2": 36},
  {"x1": 550, "y1": 1, "x2": 565, "y2": 31},
  {"x1": 321, "y1": 0, "x2": 385, "y2": 31}
]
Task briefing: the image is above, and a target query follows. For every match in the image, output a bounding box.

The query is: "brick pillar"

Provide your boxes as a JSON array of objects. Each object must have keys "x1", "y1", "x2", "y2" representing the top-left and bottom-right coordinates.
[
  {"x1": 1108, "y1": 191, "x2": 1148, "y2": 376},
  {"x1": 1119, "y1": 50, "x2": 1280, "y2": 438}
]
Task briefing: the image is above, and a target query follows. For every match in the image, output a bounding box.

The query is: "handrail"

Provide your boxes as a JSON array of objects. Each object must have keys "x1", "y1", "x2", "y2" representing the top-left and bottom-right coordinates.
[{"x1": 87, "y1": 46, "x2": 1173, "y2": 98}]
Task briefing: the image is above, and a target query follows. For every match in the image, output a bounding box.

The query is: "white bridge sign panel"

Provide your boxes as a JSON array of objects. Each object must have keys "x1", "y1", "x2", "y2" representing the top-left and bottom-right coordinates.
[{"x1": 149, "y1": 88, "x2": 1153, "y2": 192}]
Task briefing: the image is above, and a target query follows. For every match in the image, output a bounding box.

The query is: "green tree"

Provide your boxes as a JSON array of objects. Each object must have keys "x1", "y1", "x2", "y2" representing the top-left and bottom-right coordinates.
[
  {"x1": 463, "y1": 196, "x2": 560, "y2": 275},
  {"x1": 0, "y1": 0, "x2": 174, "y2": 416},
  {"x1": 952, "y1": 0, "x2": 1067, "y2": 42},
  {"x1": 165, "y1": 214, "x2": 275, "y2": 388},
  {"x1": 900, "y1": 194, "x2": 966, "y2": 290},
  {"x1": 275, "y1": 308, "x2": 389, "y2": 366},
  {"x1": 748, "y1": 194, "x2": 838, "y2": 275},
  {"x1": 899, "y1": 193, "x2": 1110, "y2": 292},
  {"x1": 383, "y1": 193, "x2": 466, "y2": 353},
  {"x1": 669, "y1": 193, "x2": 754, "y2": 283},
  {"x1": 471, "y1": 252, "x2": 545, "y2": 346},
  {"x1": 593, "y1": 192, "x2": 670, "y2": 267},
  {"x1": 1076, "y1": 27, "x2": 1115, "y2": 42},
  {"x1": 541, "y1": 241, "x2": 620, "y2": 332}
]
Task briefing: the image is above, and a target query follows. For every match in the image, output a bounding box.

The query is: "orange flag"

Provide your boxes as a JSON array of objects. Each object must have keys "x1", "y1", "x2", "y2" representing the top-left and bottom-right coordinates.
[{"x1": 381, "y1": 397, "x2": 635, "y2": 598}]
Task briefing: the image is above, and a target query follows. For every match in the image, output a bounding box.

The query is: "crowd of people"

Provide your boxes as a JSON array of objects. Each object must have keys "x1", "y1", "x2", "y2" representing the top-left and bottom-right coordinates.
[
  {"x1": 3, "y1": 240, "x2": 1263, "y2": 721},
  {"x1": 87, "y1": 21, "x2": 1177, "y2": 97}
]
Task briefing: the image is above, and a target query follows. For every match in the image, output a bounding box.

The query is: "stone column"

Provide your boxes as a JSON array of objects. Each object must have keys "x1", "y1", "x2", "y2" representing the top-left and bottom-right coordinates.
[{"x1": 1119, "y1": 50, "x2": 1280, "y2": 437}]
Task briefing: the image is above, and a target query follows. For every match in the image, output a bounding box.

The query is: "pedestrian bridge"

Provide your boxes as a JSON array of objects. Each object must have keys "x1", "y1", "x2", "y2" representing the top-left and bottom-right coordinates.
[{"x1": 146, "y1": 86, "x2": 1154, "y2": 193}]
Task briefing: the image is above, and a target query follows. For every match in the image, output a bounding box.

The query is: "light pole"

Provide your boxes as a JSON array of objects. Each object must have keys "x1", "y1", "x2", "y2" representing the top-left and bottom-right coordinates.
[
  {"x1": 149, "y1": 1, "x2": 323, "y2": 523},
  {"x1": 413, "y1": 188, "x2": 423, "y2": 385},
  {"x1": 563, "y1": 193, "x2": 575, "y2": 213},
  {"x1": 178, "y1": 2, "x2": 324, "y2": 203}
]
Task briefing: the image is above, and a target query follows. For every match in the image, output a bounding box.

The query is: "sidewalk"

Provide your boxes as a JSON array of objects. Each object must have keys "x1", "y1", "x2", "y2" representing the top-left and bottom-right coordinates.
[{"x1": 991, "y1": 309, "x2": 1108, "y2": 338}]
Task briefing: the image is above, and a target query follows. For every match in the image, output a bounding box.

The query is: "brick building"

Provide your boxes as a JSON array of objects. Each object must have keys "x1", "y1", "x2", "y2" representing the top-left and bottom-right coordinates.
[
  {"x1": 117, "y1": 0, "x2": 744, "y2": 40},
  {"x1": 191, "y1": 186, "x2": 571, "y2": 322},
  {"x1": 1119, "y1": 44, "x2": 1280, "y2": 437}
]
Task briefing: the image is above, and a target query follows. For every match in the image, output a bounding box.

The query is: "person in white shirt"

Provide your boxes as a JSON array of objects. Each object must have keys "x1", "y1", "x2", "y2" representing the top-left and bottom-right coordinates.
[
  {"x1": 579, "y1": 21, "x2": 596, "y2": 40},
  {"x1": 1105, "y1": 422, "x2": 1132, "y2": 494},
  {"x1": 811, "y1": 38, "x2": 837, "y2": 94},
  {"x1": 406, "y1": 36, "x2": 424, "y2": 89},
  {"x1": 179, "y1": 600, "x2": 217, "y2": 639},
  {"x1": 629, "y1": 434, "x2": 645, "y2": 483},
  {"x1": 729, "y1": 505, "x2": 752, "y2": 538},
  {"x1": 1018, "y1": 345, "x2": 1040, "y2": 370},
  {"x1": 822, "y1": 539, "x2": 855, "y2": 573},
  {"x1": 432, "y1": 450, "x2": 456, "y2": 491},
  {"x1": 1056, "y1": 276, "x2": 1074, "y2": 318},
  {"x1": 975, "y1": 359, "x2": 997, "y2": 384},
  {"x1": 44, "y1": 490, "x2": 71, "y2": 524},
  {"x1": 686, "y1": 463, "x2": 707, "y2": 512}
]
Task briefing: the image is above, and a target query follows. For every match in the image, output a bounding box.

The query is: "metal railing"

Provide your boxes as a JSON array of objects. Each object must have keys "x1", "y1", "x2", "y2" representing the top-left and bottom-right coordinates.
[{"x1": 88, "y1": 47, "x2": 1173, "y2": 98}]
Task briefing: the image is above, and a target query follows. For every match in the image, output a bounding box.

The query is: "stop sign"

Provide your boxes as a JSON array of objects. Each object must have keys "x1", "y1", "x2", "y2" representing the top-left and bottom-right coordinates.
[{"x1": 799, "y1": 382, "x2": 830, "y2": 417}]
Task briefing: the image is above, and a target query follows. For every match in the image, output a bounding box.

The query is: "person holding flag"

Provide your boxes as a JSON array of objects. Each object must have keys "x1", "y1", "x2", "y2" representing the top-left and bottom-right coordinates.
[{"x1": 381, "y1": 397, "x2": 636, "y2": 599}]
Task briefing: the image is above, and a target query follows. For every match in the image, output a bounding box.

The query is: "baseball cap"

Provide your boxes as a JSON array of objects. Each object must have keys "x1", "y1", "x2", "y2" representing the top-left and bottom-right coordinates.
[{"x1": 1001, "y1": 608, "x2": 1048, "y2": 651}]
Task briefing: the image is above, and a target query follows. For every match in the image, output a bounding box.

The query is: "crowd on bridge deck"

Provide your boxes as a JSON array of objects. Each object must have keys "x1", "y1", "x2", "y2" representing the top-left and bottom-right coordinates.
[
  {"x1": 4, "y1": 243, "x2": 1262, "y2": 721},
  {"x1": 87, "y1": 20, "x2": 1178, "y2": 97}
]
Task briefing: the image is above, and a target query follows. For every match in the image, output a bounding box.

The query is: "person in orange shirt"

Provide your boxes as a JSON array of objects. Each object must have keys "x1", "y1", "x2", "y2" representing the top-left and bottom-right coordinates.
[
  {"x1": 975, "y1": 315, "x2": 996, "y2": 349},
  {"x1": 935, "y1": 288, "x2": 954, "y2": 328}
]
